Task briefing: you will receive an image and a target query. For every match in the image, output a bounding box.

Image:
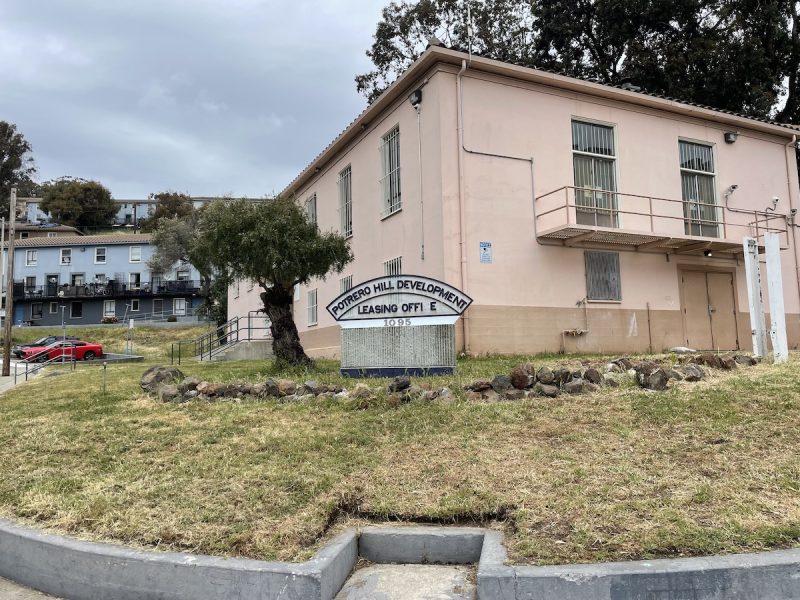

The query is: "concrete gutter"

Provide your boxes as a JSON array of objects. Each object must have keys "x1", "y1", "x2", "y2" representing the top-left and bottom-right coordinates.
[{"x1": 1, "y1": 519, "x2": 800, "y2": 599}]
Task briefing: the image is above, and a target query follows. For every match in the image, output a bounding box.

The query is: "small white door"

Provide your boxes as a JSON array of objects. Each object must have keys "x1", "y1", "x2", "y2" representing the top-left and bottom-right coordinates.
[{"x1": 173, "y1": 298, "x2": 186, "y2": 316}]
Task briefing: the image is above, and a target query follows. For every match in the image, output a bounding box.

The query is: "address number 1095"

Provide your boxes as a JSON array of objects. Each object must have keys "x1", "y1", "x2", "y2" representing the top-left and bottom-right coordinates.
[{"x1": 383, "y1": 318, "x2": 412, "y2": 327}]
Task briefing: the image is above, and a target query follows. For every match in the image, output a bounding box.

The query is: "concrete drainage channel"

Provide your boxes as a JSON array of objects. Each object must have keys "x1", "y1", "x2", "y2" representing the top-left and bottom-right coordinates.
[{"x1": 1, "y1": 519, "x2": 800, "y2": 600}]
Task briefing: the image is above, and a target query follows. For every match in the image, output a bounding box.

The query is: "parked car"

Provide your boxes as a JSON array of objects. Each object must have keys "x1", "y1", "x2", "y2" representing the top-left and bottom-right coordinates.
[
  {"x1": 12, "y1": 335, "x2": 80, "y2": 355},
  {"x1": 18, "y1": 340, "x2": 103, "y2": 362}
]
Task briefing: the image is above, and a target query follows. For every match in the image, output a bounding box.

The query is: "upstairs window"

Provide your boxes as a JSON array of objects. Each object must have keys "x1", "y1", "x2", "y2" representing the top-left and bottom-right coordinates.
[
  {"x1": 572, "y1": 120, "x2": 618, "y2": 228},
  {"x1": 305, "y1": 193, "x2": 317, "y2": 225},
  {"x1": 384, "y1": 256, "x2": 402, "y2": 277},
  {"x1": 380, "y1": 126, "x2": 401, "y2": 216},
  {"x1": 25, "y1": 250, "x2": 37, "y2": 266},
  {"x1": 338, "y1": 165, "x2": 352, "y2": 238},
  {"x1": 129, "y1": 246, "x2": 142, "y2": 263},
  {"x1": 679, "y1": 140, "x2": 718, "y2": 238},
  {"x1": 95, "y1": 247, "x2": 106, "y2": 264},
  {"x1": 60, "y1": 248, "x2": 71, "y2": 265}
]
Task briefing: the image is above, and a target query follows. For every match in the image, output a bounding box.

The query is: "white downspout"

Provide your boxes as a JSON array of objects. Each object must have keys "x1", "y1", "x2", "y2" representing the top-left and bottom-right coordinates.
[{"x1": 784, "y1": 134, "x2": 800, "y2": 305}]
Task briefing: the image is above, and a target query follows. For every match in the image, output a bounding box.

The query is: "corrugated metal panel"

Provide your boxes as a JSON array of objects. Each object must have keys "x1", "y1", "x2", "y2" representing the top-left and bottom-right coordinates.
[
  {"x1": 585, "y1": 251, "x2": 621, "y2": 301},
  {"x1": 342, "y1": 324, "x2": 456, "y2": 369}
]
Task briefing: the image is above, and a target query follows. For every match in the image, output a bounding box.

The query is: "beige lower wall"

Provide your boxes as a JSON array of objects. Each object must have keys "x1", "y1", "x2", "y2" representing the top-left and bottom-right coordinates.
[{"x1": 298, "y1": 305, "x2": 800, "y2": 357}]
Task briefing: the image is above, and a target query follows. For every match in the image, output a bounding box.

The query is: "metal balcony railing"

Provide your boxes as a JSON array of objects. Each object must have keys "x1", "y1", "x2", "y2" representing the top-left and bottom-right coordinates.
[
  {"x1": 14, "y1": 280, "x2": 202, "y2": 300},
  {"x1": 535, "y1": 186, "x2": 789, "y2": 254}
]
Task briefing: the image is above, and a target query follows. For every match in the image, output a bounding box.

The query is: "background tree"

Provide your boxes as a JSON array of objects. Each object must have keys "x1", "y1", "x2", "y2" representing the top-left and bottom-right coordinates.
[
  {"x1": 0, "y1": 121, "x2": 37, "y2": 215},
  {"x1": 357, "y1": 0, "x2": 790, "y2": 120},
  {"x1": 138, "y1": 191, "x2": 195, "y2": 232},
  {"x1": 40, "y1": 177, "x2": 117, "y2": 230},
  {"x1": 190, "y1": 198, "x2": 353, "y2": 366}
]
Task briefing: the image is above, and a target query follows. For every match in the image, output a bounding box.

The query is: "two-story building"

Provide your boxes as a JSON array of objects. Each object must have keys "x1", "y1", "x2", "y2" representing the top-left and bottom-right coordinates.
[
  {"x1": 3, "y1": 234, "x2": 204, "y2": 326},
  {"x1": 229, "y1": 43, "x2": 800, "y2": 356},
  {"x1": 23, "y1": 197, "x2": 213, "y2": 228}
]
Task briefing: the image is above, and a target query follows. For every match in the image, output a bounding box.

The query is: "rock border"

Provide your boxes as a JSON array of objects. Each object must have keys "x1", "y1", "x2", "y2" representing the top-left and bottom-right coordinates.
[{"x1": 2, "y1": 519, "x2": 800, "y2": 599}]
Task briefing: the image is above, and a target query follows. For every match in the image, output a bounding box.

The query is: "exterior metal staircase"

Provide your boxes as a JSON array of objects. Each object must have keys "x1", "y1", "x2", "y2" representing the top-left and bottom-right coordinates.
[{"x1": 170, "y1": 311, "x2": 271, "y2": 364}]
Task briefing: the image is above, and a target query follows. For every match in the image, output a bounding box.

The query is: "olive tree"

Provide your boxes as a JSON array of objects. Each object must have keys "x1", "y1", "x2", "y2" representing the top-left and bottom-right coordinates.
[{"x1": 194, "y1": 198, "x2": 353, "y2": 366}]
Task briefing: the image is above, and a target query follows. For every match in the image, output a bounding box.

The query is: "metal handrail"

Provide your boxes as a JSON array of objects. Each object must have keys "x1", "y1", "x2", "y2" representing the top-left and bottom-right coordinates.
[
  {"x1": 535, "y1": 185, "x2": 789, "y2": 243},
  {"x1": 170, "y1": 311, "x2": 272, "y2": 365},
  {"x1": 13, "y1": 342, "x2": 79, "y2": 384},
  {"x1": 14, "y1": 280, "x2": 203, "y2": 300}
]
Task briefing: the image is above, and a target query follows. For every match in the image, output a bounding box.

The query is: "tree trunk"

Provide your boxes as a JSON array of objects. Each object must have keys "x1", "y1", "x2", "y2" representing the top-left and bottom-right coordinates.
[{"x1": 261, "y1": 286, "x2": 313, "y2": 366}]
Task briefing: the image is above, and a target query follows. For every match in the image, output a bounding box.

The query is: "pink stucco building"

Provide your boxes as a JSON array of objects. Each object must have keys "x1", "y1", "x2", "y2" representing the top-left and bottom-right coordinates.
[{"x1": 229, "y1": 43, "x2": 800, "y2": 356}]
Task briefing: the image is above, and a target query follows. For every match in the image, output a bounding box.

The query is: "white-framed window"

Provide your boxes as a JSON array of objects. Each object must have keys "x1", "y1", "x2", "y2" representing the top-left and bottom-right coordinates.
[
  {"x1": 60, "y1": 248, "x2": 71, "y2": 265},
  {"x1": 95, "y1": 247, "x2": 106, "y2": 264},
  {"x1": 70, "y1": 301, "x2": 83, "y2": 319},
  {"x1": 305, "y1": 193, "x2": 317, "y2": 225},
  {"x1": 20, "y1": 232, "x2": 28, "y2": 239},
  {"x1": 129, "y1": 273, "x2": 141, "y2": 288},
  {"x1": 585, "y1": 251, "x2": 622, "y2": 301},
  {"x1": 679, "y1": 140, "x2": 718, "y2": 238},
  {"x1": 103, "y1": 300, "x2": 116, "y2": 317},
  {"x1": 307, "y1": 288, "x2": 318, "y2": 326},
  {"x1": 173, "y1": 298, "x2": 186, "y2": 316},
  {"x1": 129, "y1": 246, "x2": 142, "y2": 263},
  {"x1": 49, "y1": 302, "x2": 58, "y2": 314},
  {"x1": 24, "y1": 276, "x2": 36, "y2": 291},
  {"x1": 234, "y1": 279, "x2": 240, "y2": 298},
  {"x1": 293, "y1": 284, "x2": 300, "y2": 302},
  {"x1": 94, "y1": 273, "x2": 107, "y2": 284},
  {"x1": 131, "y1": 299, "x2": 140, "y2": 312},
  {"x1": 338, "y1": 165, "x2": 352, "y2": 237},
  {"x1": 176, "y1": 269, "x2": 190, "y2": 281},
  {"x1": 572, "y1": 119, "x2": 618, "y2": 227},
  {"x1": 380, "y1": 125, "x2": 401, "y2": 216},
  {"x1": 47, "y1": 232, "x2": 57, "y2": 238},
  {"x1": 25, "y1": 250, "x2": 37, "y2": 266},
  {"x1": 384, "y1": 256, "x2": 402, "y2": 276},
  {"x1": 340, "y1": 275, "x2": 353, "y2": 294}
]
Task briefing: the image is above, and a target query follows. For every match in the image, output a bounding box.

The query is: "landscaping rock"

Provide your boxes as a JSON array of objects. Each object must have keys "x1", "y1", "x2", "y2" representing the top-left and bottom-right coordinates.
[
  {"x1": 177, "y1": 377, "x2": 200, "y2": 394},
  {"x1": 670, "y1": 346, "x2": 696, "y2": 354},
  {"x1": 277, "y1": 379, "x2": 297, "y2": 396},
  {"x1": 482, "y1": 389, "x2": 501, "y2": 402},
  {"x1": 251, "y1": 383, "x2": 266, "y2": 396},
  {"x1": 405, "y1": 384, "x2": 423, "y2": 400},
  {"x1": 264, "y1": 378, "x2": 281, "y2": 397},
  {"x1": 719, "y1": 356, "x2": 738, "y2": 370},
  {"x1": 388, "y1": 376, "x2": 411, "y2": 392},
  {"x1": 665, "y1": 368, "x2": 684, "y2": 381},
  {"x1": 554, "y1": 368, "x2": 572, "y2": 385},
  {"x1": 563, "y1": 379, "x2": 585, "y2": 394},
  {"x1": 239, "y1": 383, "x2": 253, "y2": 395},
  {"x1": 490, "y1": 374, "x2": 512, "y2": 393},
  {"x1": 350, "y1": 384, "x2": 371, "y2": 399},
  {"x1": 438, "y1": 388, "x2": 455, "y2": 403},
  {"x1": 584, "y1": 368, "x2": 602, "y2": 385},
  {"x1": 467, "y1": 379, "x2": 492, "y2": 392},
  {"x1": 141, "y1": 366, "x2": 184, "y2": 393},
  {"x1": 602, "y1": 374, "x2": 619, "y2": 387},
  {"x1": 636, "y1": 367, "x2": 669, "y2": 391},
  {"x1": 465, "y1": 391, "x2": 483, "y2": 402},
  {"x1": 613, "y1": 357, "x2": 634, "y2": 370},
  {"x1": 734, "y1": 354, "x2": 758, "y2": 366},
  {"x1": 422, "y1": 390, "x2": 439, "y2": 402},
  {"x1": 695, "y1": 353, "x2": 723, "y2": 369},
  {"x1": 510, "y1": 365, "x2": 532, "y2": 389},
  {"x1": 185, "y1": 390, "x2": 199, "y2": 399},
  {"x1": 605, "y1": 362, "x2": 621, "y2": 373},
  {"x1": 303, "y1": 380, "x2": 323, "y2": 395},
  {"x1": 533, "y1": 383, "x2": 559, "y2": 398},
  {"x1": 196, "y1": 381, "x2": 215, "y2": 395},
  {"x1": 536, "y1": 367, "x2": 555, "y2": 384},
  {"x1": 682, "y1": 364, "x2": 705, "y2": 382},
  {"x1": 585, "y1": 382, "x2": 599, "y2": 393},
  {"x1": 157, "y1": 384, "x2": 180, "y2": 402},
  {"x1": 571, "y1": 369, "x2": 584, "y2": 380},
  {"x1": 503, "y1": 389, "x2": 525, "y2": 400}
]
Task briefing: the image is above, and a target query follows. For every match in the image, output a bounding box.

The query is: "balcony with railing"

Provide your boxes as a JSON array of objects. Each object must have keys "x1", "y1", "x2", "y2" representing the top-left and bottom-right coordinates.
[
  {"x1": 535, "y1": 186, "x2": 789, "y2": 255},
  {"x1": 14, "y1": 279, "x2": 203, "y2": 300}
]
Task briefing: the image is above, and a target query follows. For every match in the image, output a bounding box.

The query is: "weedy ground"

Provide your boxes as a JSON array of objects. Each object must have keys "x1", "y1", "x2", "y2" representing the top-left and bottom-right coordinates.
[{"x1": 0, "y1": 324, "x2": 797, "y2": 565}]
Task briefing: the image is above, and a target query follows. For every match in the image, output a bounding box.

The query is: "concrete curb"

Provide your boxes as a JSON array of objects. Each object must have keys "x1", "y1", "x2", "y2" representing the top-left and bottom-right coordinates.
[
  {"x1": 2, "y1": 518, "x2": 800, "y2": 599},
  {"x1": 0, "y1": 519, "x2": 357, "y2": 600}
]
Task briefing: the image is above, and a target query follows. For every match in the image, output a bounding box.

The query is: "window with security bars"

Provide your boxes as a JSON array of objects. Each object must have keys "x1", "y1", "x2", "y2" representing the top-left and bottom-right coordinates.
[
  {"x1": 380, "y1": 126, "x2": 401, "y2": 216},
  {"x1": 585, "y1": 251, "x2": 621, "y2": 301},
  {"x1": 679, "y1": 141, "x2": 718, "y2": 237},
  {"x1": 307, "y1": 288, "x2": 318, "y2": 326},
  {"x1": 384, "y1": 256, "x2": 402, "y2": 276},
  {"x1": 340, "y1": 275, "x2": 353, "y2": 294},
  {"x1": 304, "y1": 193, "x2": 317, "y2": 225},
  {"x1": 572, "y1": 120, "x2": 618, "y2": 228},
  {"x1": 338, "y1": 166, "x2": 352, "y2": 237}
]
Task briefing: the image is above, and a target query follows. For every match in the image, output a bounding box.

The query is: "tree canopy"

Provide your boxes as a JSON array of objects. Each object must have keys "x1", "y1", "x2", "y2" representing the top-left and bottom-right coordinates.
[
  {"x1": 357, "y1": 0, "x2": 797, "y2": 122},
  {"x1": 138, "y1": 191, "x2": 195, "y2": 232},
  {"x1": 0, "y1": 121, "x2": 37, "y2": 215},
  {"x1": 192, "y1": 198, "x2": 353, "y2": 365},
  {"x1": 39, "y1": 177, "x2": 117, "y2": 230}
]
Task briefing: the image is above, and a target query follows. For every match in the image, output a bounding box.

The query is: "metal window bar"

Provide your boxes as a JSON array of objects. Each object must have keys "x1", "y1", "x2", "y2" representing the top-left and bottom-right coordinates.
[
  {"x1": 383, "y1": 256, "x2": 402, "y2": 276},
  {"x1": 305, "y1": 193, "x2": 317, "y2": 225},
  {"x1": 340, "y1": 275, "x2": 353, "y2": 294},
  {"x1": 380, "y1": 127, "x2": 401, "y2": 215},
  {"x1": 338, "y1": 166, "x2": 352, "y2": 237},
  {"x1": 679, "y1": 141, "x2": 718, "y2": 238},
  {"x1": 572, "y1": 121, "x2": 618, "y2": 227}
]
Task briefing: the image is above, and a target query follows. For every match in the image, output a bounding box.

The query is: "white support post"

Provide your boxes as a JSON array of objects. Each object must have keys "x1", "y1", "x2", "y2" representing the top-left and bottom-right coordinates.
[
  {"x1": 764, "y1": 232, "x2": 788, "y2": 363},
  {"x1": 743, "y1": 237, "x2": 768, "y2": 357}
]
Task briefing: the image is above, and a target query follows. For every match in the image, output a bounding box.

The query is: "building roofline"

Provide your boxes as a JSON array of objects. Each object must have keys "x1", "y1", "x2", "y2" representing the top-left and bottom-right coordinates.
[
  {"x1": 281, "y1": 44, "x2": 799, "y2": 199},
  {"x1": 3, "y1": 233, "x2": 152, "y2": 249}
]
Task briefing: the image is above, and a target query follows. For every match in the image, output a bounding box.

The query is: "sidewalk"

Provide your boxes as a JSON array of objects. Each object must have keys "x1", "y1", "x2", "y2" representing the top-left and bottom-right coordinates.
[{"x1": 0, "y1": 577, "x2": 57, "y2": 599}]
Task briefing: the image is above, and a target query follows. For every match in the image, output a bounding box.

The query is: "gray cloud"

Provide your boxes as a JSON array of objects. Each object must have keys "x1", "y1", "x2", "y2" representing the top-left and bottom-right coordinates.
[{"x1": 0, "y1": 0, "x2": 385, "y2": 197}]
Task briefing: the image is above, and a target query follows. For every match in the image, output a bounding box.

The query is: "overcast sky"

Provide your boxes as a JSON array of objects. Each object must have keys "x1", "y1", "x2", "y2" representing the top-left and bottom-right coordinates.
[{"x1": 0, "y1": 0, "x2": 386, "y2": 198}]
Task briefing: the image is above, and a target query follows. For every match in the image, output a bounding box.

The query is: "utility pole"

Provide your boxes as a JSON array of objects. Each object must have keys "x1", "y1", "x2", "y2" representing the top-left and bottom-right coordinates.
[{"x1": 2, "y1": 188, "x2": 17, "y2": 376}]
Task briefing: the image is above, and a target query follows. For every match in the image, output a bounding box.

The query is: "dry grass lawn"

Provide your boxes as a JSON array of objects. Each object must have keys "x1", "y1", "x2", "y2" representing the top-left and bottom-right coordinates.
[{"x1": 0, "y1": 346, "x2": 798, "y2": 566}]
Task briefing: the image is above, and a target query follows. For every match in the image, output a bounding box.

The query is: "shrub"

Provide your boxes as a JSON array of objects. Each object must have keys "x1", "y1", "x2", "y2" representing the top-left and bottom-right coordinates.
[
  {"x1": 167, "y1": 315, "x2": 178, "y2": 322},
  {"x1": 101, "y1": 316, "x2": 119, "y2": 324}
]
